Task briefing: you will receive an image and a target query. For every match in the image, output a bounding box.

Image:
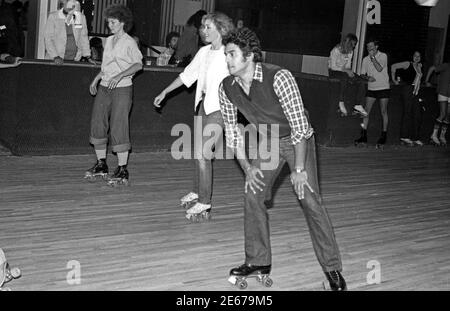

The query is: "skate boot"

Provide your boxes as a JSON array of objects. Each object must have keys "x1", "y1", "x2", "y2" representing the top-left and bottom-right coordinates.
[
  {"x1": 84, "y1": 159, "x2": 108, "y2": 182},
  {"x1": 228, "y1": 264, "x2": 272, "y2": 290},
  {"x1": 107, "y1": 165, "x2": 129, "y2": 187},
  {"x1": 323, "y1": 270, "x2": 347, "y2": 291},
  {"x1": 413, "y1": 140, "x2": 424, "y2": 147},
  {"x1": 376, "y1": 131, "x2": 387, "y2": 149},
  {"x1": 185, "y1": 202, "x2": 211, "y2": 222},
  {"x1": 353, "y1": 105, "x2": 368, "y2": 117},
  {"x1": 180, "y1": 192, "x2": 198, "y2": 209},
  {"x1": 430, "y1": 132, "x2": 441, "y2": 146},
  {"x1": 354, "y1": 129, "x2": 367, "y2": 147},
  {"x1": 439, "y1": 123, "x2": 448, "y2": 146},
  {"x1": 0, "y1": 249, "x2": 21, "y2": 291},
  {"x1": 400, "y1": 138, "x2": 414, "y2": 147},
  {"x1": 430, "y1": 120, "x2": 442, "y2": 146}
]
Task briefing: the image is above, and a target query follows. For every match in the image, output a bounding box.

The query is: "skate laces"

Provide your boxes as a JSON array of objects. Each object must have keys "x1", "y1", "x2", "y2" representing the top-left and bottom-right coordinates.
[{"x1": 186, "y1": 202, "x2": 211, "y2": 214}]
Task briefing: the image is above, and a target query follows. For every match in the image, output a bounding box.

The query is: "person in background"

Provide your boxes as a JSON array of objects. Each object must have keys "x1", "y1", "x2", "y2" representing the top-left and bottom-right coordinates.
[
  {"x1": 391, "y1": 51, "x2": 424, "y2": 146},
  {"x1": 156, "y1": 31, "x2": 180, "y2": 66},
  {"x1": 153, "y1": 12, "x2": 235, "y2": 221},
  {"x1": 219, "y1": 28, "x2": 346, "y2": 291},
  {"x1": 424, "y1": 60, "x2": 450, "y2": 146},
  {"x1": 173, "y1": 10, "x2": 207, "y2": 67},
  {"x1": 89, "y1": 37, "x2": 103, "y2": 62},
  {"x1": 0, "y1": 1, "x2": 22, "y2": 57},
  {"x1": 328, "y1": 33, "x2": 367, "y2": 117},
  {"x1": 44, "y1": 0, "x2": 94, "y2": 65},
  {"x1": 354, "y1": 39, "x2": 390, "y2": 148},
  {"x1": 85, "y1": 5, "x2": 143, "y2": 186}
]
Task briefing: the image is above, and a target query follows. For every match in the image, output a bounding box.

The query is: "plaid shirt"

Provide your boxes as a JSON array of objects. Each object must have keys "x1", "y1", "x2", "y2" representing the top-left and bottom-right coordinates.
[{"x1": 219, "y1": 62, "x2": 314, "y2": 149}]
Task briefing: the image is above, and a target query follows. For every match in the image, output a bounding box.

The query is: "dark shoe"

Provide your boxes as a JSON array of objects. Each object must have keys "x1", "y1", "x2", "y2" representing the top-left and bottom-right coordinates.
[
  {"x1": 354, "y1": 129, "x2": 367, "y2": 146},
  {"x1": 84, "y1": 159, "x2": 108, "y2": 179},
  {"x1": 325, "y1": 270, "x2": 347, "y2": 291},
  {"x1": 107, "y1": 165, "x2": 129, "y2": 187},
  {"x1": 376, "y1": 131, "x2": 387, "y2": 149},
  {"x1": 230, "y1": 264, "x2": 271, "y2": 277}
]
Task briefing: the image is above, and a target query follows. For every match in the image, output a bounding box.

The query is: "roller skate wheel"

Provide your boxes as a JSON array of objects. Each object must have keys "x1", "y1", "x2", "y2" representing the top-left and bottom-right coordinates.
[
  {"x1": 10, "y1": 267, "x2": 21, "y2": 279},
  {"x1": 263, "y1": 277, "x2": 273, "y2": 288},
  {"x1": 185, "y1": 213, "x2": 198, "y2": 222},
  {"x1": 84, "y1": 174, "x2": 95, "y2": 182},
  {"x1": 237, "y1": 279, "x2": 248, "y2": 290},
  {"x1": 201, "y1": 211, "x2": 211, "y2": 220},
  {"x1": 228, "y1": 276, "x2": 237, "y2": 285}
]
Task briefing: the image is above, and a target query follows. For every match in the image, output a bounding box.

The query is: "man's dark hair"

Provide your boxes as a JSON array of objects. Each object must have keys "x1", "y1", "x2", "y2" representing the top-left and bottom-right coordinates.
[
  {"x1": 104, "y1": 4, "x2": 134, "y2": 33},
  {"x1": 165, "y1": 31, "x2": 180, "y2": 47},
  {"x1": 186, "y1": 10, "x2": 207, "y2": 29},
  {"x1": 223, "y1": 28, "x2": 263, "y2": 63},
  {"x1": 366, "y1": 38, "x2": 379, "y2": 47}
]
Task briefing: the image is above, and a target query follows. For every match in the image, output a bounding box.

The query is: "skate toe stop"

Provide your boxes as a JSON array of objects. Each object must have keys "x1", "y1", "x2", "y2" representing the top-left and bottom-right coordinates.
[{"x1": 228, "y1": 276, "x2": 237, "y2": 285}]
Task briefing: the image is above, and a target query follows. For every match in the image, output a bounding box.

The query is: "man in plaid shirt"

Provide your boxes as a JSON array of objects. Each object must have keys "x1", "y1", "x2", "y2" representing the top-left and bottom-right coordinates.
[{"x1": 220, "y1": 28, "x2": 346, "y2": 291}]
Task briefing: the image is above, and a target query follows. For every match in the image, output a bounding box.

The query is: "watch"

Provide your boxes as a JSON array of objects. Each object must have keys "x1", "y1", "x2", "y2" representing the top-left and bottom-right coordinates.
[{"x1": 295, "y1": 168, "x2": 306, "y2": 174}]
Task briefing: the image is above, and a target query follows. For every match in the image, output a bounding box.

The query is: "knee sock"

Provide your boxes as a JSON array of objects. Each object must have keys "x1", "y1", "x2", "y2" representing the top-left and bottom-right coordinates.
[
  {"x1": 118, "y1": 152, "x2": 129, "y2": 167},
  {"x1": 95, "y1": 149, "x2": 107, "y2": 161}
]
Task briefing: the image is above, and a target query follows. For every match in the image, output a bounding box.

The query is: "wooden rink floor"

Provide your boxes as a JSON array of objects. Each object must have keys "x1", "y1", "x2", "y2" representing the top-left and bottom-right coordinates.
[{"x1": 0, "y1": 145, "x2": 449, "y2": 291}]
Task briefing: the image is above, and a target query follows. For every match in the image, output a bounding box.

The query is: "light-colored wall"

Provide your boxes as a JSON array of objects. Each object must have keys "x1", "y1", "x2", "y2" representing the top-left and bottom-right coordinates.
[
  {"x1": 159, "y1": 0, "x2": 215, "y2": 46},
  {"x1": 429, "y1": 0, "x2": 450, "y2": 62}
]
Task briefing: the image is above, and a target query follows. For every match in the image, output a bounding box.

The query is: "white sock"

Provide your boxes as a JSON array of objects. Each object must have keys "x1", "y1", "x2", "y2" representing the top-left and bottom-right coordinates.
[
  {"x1": 95, "y1": 149, "x2": 107, "y2": 160},
  {"x1": 118, "y1": 152, "x2": 129, "y2": 166}
]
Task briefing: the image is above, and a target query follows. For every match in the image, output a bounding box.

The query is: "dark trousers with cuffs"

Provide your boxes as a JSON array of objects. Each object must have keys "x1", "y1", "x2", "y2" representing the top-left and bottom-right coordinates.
[{"x1": 89, "y1": 85, "x2": 133, "y2": 153}]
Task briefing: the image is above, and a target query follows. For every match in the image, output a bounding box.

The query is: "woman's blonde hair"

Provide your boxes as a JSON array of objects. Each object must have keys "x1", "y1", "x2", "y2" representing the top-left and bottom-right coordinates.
[{"x1": 202, "y1": 12, "x2": 235, "y2": 38}]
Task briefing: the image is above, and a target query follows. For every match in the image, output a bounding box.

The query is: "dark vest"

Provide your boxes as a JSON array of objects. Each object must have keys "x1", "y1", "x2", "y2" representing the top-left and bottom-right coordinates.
[{"x1": 222, "y1": 63, "x2": 295, "y2": 139}]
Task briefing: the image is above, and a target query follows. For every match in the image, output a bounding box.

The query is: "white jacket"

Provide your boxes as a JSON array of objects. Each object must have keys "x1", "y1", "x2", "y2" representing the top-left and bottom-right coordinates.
[
  {"x1": 179, "y1": 45, "x2": 229, "y2": 115},
  {"x1": 44, "y1": 9, "x2": 91, "y2": 61}
]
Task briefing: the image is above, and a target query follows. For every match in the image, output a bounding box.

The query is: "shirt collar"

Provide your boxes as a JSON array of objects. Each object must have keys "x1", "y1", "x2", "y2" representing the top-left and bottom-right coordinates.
[
  {"x1": 232, "y1": 62, "x2": 263, "y2": 85},
  {"x1": 58, "y1": 9, "x2": 76, "y2": 25}
]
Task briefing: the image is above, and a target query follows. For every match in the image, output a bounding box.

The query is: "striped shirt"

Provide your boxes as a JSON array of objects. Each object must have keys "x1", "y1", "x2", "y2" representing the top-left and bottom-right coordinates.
[{"x1": 219, "y1": 62, "x2": 313, "y2": 149}]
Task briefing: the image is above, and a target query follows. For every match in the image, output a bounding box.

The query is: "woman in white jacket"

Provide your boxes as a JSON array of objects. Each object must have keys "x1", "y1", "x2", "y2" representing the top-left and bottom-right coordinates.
[
  {"x1": 44, "y1": 0, "x2": 93, "y2": 65},
  {"x1": 154, "y1": 12, "x2": 234, "y2": 222}
]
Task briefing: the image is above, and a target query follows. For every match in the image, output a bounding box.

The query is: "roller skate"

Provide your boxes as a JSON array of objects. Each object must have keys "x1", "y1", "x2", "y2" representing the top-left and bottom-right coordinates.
[
  {"x1": 352, "y1": 105, "x2": 368, "y2": 117},
  {"x1": 228, "y1": 264, "x2": 273, "y2": 290},
  {"x1": 323, "y1": 270, "x2": 347, "y2": 291},
  {"x1": 439, "y1": 124, "x2": 448, "y2": 146},
  {"x1": 0, "y1": 249, "x2": 22, "y2": 291},
  {"x1": 84, "y1": 159, "x2": 108, "y2": 182},
  {"x1": 106, "y1": 165, "x2": 129, "y2": 187},
  {"x1": 400, "y1": 138, "x2": 414, "y2": 147},
  {"x1": 180, "y1": 192, "x2": 198, "y2": 209},
  {"x1": 185, "y1": 202, "x2": 211, "y2": 222},
  {"x1": 413, "y1": 140, "x2": 424, "y2": 147},
  {"x1": 430, "y1": 131, "x2": 441, "y2": 146},
  {"x1": 354, "y1": 129, "x2": 367, "y2": 147},
  {"x1": 375, "y1": 131, "x2": 387, "y2": 149}
]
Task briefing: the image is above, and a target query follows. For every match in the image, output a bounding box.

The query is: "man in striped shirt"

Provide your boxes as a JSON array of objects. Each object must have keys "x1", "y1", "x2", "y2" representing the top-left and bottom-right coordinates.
[{"x1": 220, "y1": 28, "x2": 346, "y2": 291}]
